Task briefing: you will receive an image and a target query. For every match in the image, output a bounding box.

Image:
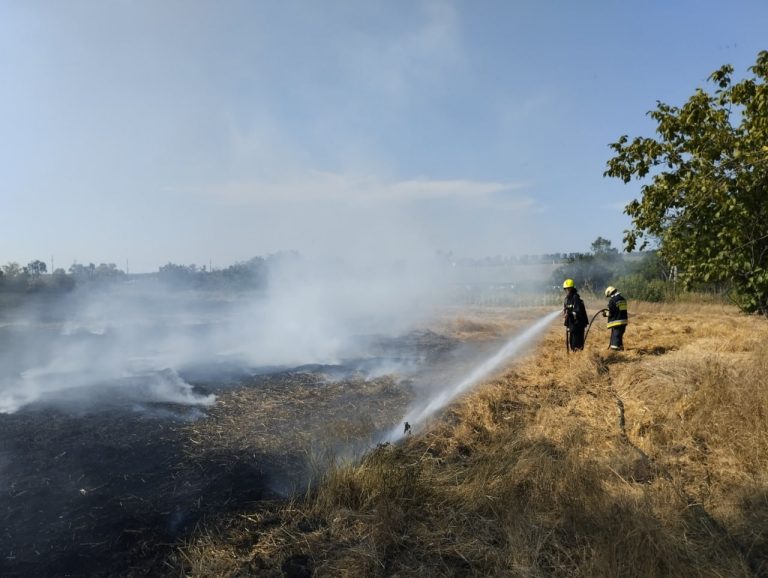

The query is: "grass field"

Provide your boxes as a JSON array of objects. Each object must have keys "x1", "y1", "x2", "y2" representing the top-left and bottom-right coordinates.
[{"x1": 172, "y1": 301, "x2": 768, "y2": 577}]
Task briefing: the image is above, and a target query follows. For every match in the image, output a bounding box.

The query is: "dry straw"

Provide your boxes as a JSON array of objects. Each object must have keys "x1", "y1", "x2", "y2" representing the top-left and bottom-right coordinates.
[{"x1": 175, "y1": 302, "x2": 768, "y2": 577}]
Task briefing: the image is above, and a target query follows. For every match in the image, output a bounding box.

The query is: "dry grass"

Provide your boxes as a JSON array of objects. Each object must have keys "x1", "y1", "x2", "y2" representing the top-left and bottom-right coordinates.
[
  {"x1": 173, "y1": 302, "x2": 768, "y2": 577},
  {"x1": 430, "y1": 305, "x2": 556, "y2": 342}
]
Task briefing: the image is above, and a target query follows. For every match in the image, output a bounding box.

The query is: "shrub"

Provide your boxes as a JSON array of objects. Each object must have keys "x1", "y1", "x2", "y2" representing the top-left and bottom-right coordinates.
[{"x1": 612, "y1": 274, "x2": 669, "y2": 302}]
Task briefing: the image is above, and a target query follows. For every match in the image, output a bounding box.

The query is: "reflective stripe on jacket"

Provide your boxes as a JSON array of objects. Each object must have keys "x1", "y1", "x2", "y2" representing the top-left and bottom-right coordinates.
[{"x1": 607, "y1": 293, "x2": 628, "y2": 328}]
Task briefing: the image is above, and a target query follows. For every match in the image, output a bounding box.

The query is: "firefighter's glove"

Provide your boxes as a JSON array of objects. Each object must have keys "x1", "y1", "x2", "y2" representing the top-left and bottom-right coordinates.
[{"x1": 602, "y1": 310, "x2": 608, "y2": 317}]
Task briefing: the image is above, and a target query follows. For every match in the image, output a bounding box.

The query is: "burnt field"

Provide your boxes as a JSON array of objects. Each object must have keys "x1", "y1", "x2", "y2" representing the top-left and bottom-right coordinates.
[{"x1": 0, "y1": 327, "x2": 487, "y2": 577}]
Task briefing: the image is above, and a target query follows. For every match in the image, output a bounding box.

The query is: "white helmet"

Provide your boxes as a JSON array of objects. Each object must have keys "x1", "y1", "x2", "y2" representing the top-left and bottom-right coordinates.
[{"x1": 604, "y1": 286, "x2": 616, "y2": 297}]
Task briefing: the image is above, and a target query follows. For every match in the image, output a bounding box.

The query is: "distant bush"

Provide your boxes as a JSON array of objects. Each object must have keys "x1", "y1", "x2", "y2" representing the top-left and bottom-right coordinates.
[
  {"x1": 551, "y1": 237, "x2": 624, "y2": 292},
  {"x1": 1, "y1": 261, "x2": 77, "y2": 294},
  {"x1": 612, "y1": 274, "x2": 669, "y2": 302}
]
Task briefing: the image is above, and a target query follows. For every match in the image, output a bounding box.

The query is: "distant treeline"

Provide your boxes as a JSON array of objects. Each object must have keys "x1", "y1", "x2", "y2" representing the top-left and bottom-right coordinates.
[
  {"x1": 0, "y1": 252, "x2": 303, "y2": 294},
  {"x1": 551, "y1": 237, "x2": 729, "y2": 302},
  {"x1": 0, "y1": 260, "x2": 78, "y2": 293},
  {"x1": 438, "y1": 251, "x2": 583, "y2": 267},
  {"x1": 156, "y1": 252, "x2": 300, "y2": 290},
  {"x1": 1, "y1": 243, "x2": 727, "y2": 302}
]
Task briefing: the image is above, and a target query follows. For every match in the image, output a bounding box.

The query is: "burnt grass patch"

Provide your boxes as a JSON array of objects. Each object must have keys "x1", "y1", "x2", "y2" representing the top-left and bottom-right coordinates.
[
  {"x1": 0, "y1": 402, "x2": 291, "y2": 577},
  {"x1": 0, "y1": 328, "x2": 470, "y2": 576},
  {"x1": 0, "y1": 368, "x2": 415, "y2": 578}
]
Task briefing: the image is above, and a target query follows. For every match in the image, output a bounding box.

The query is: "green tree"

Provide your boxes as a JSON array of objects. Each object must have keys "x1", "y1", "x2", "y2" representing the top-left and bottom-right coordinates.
[
  {"x1": 590, "y1": 236, "x2": 619, "y2": 256},
  {"x1": 27, "y1": 260, "x2": 47, "y2": 276},
  {"x1": 552, "y1": 237, "x2": 625, "y2": 293},
  {"x1": 94, "y1": 263, "x2": 125, "y2": 279},
  {"x1": 2, "y1": 263, "x2": 22, "y2": 278},
  {"x1": 605, "y1": 51, "x2": 768, "y2": 315},
  {"x1": 51, "y1": 268, "x2": 75, "y2": 291}
]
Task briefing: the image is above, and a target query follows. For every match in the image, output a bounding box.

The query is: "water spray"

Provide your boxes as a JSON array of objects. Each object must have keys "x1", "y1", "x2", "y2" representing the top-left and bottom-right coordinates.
[{"x1": 381, "y1": 309, "x2": 561, "y2": 444}]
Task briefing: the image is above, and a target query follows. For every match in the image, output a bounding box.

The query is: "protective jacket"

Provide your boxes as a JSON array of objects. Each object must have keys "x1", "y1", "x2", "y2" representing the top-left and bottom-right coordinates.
[
  {"x1": 607, "y1": 292, "x2": 628, "y2": 328},
  {"x1": 564, "y1": 291, "x2": 588, "y2": 329}
]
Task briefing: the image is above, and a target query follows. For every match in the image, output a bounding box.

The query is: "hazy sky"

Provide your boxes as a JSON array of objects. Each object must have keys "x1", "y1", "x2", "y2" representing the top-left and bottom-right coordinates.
[{"x1": 2, "y1": 1, "x2": 766, "y2": 272}]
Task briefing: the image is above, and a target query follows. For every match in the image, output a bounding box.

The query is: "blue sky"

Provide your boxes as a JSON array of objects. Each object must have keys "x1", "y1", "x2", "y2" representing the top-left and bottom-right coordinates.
[{"x1": 1, "y1": 0, "x2": 766, "y2": 272}]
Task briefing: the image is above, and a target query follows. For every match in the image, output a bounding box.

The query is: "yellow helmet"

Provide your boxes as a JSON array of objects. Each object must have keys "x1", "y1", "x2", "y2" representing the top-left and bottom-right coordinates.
[
  {"x1": 605, "y1": 286, "x2": 616, "y2": 297},
  {"x1": 563, "y1": 279, "x2": 575, "y2": 289}
]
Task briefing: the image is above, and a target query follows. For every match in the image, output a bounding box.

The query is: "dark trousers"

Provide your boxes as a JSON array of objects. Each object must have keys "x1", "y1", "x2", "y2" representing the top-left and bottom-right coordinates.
[
  {"x1": 568, "y1": 326, "x2": 585, "y2": 351},
  {"x1": 610, "y1": 326, "x2": 626, "y2": 350}
]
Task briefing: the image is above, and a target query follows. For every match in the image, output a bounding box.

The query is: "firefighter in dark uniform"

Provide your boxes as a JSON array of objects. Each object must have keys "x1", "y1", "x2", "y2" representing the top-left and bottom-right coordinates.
[
  {"x1": 603, "y1": 286, "x2": 628, "y2": 350},
  {"x1": 563, "y1": 279, "x2": 589, "y2": 351}
]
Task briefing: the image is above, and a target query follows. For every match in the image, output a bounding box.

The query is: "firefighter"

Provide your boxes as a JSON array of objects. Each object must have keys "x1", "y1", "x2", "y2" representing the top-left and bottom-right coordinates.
[
  {"x1": 603, "y1": 286, "x2": 628, "y2": 350},
  {"x1": 563, "y1": 279, "x2": 589, "y2": 351}
]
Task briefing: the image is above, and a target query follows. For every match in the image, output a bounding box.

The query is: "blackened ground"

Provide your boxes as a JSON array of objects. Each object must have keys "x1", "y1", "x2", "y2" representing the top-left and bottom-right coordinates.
[
  {"x1": 0, "y1": 402, "x2": 296, "y2": 578},
  {"x1": 0, "y1": 329, "x2": 465, "y2": 577}
]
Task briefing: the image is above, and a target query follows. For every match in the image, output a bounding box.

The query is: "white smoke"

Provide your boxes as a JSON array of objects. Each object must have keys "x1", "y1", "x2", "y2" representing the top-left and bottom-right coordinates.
[{"x1": 0, "y1": 255, "x2": 448, "y2": 414}]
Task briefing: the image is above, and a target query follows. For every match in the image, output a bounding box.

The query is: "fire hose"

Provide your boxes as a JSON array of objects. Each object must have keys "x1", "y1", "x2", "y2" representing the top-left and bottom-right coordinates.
[
  {"x1": 583, "y1": 308, "x2": 609, "y2": 348},
  {"x1": 565, "y1": 308, "x2": 609, "y2": 354}
]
